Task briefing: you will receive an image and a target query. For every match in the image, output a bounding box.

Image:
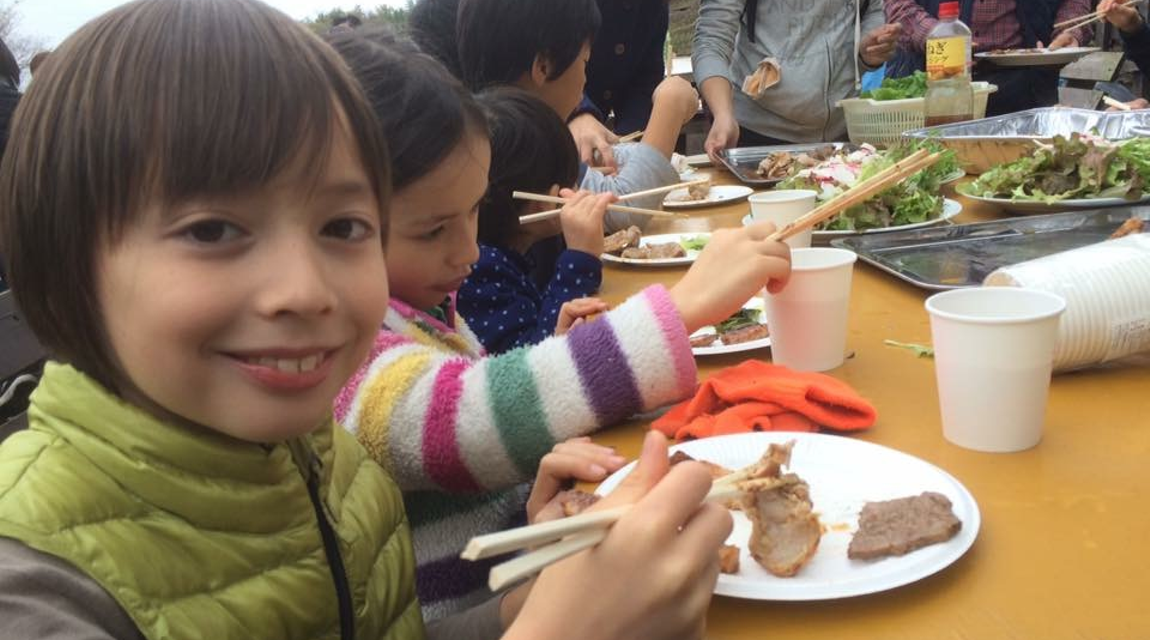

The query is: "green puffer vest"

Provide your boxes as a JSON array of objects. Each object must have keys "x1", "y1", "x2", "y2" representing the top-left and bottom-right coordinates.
[{"x1": 0, "y1": 363, "x2": 425, "y2": 640}]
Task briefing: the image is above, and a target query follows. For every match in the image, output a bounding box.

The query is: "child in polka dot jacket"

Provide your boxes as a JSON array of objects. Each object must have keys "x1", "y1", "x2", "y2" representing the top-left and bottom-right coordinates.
[
  {"x1": 458, "y1": 88, "x2": 612, "y2": 354},
  {"x1": 332, "y1": 38, "x2": 793, "y2": 621}
]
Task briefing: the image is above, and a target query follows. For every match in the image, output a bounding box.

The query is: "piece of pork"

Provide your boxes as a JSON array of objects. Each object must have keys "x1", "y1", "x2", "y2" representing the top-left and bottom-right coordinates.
[
  {"x1": 621, "y1": 242, "x2": 686, "y2": 260},
  {"x1": 742, "y1": 474, "x2": 821, "y2": 577},
  {"x1": 602, "y1": 225, "x2": 642, "y2": 255}
]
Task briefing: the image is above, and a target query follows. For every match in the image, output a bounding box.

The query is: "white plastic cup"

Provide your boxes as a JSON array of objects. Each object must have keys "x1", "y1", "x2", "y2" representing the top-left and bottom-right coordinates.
[
  {"x1": 748, "y1": 190, "x2": 818, "y2": 249},
  {"x1": 925, "y1": 288, "x2": 1067, "y2": 453},
  {"x1": 765, "y1": 248, "x2": 857, "y2": 371}
]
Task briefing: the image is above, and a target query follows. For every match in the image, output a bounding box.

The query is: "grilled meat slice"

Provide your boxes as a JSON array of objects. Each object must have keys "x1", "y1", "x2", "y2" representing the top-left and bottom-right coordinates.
[
  {"x1": 603, "y1": 225, "x2": 642, "y2": 255},
  {"x1": 742, "y1": 474, "x2": 821, "y2": 577},
  {"x1": 847, "y1": 491, "x2": 961, "y2": 560},
  {"x1": 621, "y1": 242, "x2": 686, "y2": 260},
  {"x1": 1110, "y1": 216, "x2": 1145, "y2": 239},
  {"x1": 718, "y1": 545, "x2": 741, "y2": 574},
  {"x1": 719, "y1": 323, "x2": 770, "y2": 345},
  {"x1": 689, "y1": 333, "x2": 720, "y2": 348},
  {"x1": 535, "y1": 489, "x2": 601, "y2": 522}
]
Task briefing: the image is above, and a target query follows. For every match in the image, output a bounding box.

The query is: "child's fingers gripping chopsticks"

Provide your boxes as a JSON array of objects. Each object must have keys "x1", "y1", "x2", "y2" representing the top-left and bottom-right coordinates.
[
  {"x1": 526, "y1": 438, "x2": 628, "y2": 523},
  {"x1": 555, "y1": 298, "x2": 610, "y2": 336},
  {"x1": 743, "y1": 219, "x2": 794, "y2": 293}
]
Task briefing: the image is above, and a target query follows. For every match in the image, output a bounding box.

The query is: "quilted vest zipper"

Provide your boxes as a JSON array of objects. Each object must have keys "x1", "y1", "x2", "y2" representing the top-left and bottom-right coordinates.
[{"x1": 302, "y1": 451, "x2": 356, "y2": 640}]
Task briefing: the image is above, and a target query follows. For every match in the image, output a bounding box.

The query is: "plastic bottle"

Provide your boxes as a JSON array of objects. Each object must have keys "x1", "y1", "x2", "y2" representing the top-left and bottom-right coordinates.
[{"x1": 924, "y1": 1, "x2": 973, "y2": 126}]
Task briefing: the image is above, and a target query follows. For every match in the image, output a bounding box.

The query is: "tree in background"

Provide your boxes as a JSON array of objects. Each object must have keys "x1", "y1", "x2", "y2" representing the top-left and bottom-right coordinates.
[
  {"x1": 0, "y1": 0, "x2": 47, "y2": 74},
  {"x1": 301, "y1": 2, "x2": 414, "y2": 34}
]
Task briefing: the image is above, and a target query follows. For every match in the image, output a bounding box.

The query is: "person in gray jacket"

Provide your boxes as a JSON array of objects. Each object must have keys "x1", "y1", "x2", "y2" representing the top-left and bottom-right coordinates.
[{"x1": 694, "y1": 0, "x2": 901, "y2": 160}]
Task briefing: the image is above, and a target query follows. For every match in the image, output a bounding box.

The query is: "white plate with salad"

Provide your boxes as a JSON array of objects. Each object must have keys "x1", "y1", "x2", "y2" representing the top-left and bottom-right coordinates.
[
  {"x1": 740, "y1": 198, "x2": 962, "y2": 239},
  {"x1": 600, "y1": 232, "x2": 709, "y2": 266},
  {"x1": 689, "y1": 296, "x2": 771, "y2": 356},
  {"x1": 955, "y1": 133, "x2": 1150, "y2": 214}
]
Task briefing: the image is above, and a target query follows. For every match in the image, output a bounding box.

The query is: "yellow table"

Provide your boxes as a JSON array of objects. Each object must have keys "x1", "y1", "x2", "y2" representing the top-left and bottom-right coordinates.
[{"x1": 592, "y1": 169, "x2": 1150, "y2": 639}]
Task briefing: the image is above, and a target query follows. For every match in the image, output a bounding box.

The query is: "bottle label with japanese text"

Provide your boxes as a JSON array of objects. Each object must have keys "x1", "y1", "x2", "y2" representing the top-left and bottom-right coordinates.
[{"x1": 926, "y1": 36, "x2": 967, "y2": 80}]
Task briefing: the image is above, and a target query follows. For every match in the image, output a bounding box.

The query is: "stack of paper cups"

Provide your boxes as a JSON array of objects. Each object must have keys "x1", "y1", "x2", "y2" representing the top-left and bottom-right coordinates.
[{"x1": 983, "y1": 233, "x2": 1150, "y2": 372}]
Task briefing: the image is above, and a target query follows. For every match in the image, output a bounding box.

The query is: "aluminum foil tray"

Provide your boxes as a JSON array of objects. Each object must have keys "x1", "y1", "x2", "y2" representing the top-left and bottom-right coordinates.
[
  {"x1": 718, "y1": 142, "x2": 851, "y2": 186},
  {"x1": 830, "y1": 207, "x2": 1148, "y2": 290},
  {"x1": 902, "y1": 107, "x2": 1150, "y2": 174}
]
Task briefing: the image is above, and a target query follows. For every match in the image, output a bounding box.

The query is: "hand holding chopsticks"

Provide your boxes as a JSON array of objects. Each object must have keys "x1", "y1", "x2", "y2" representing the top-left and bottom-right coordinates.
[
  {"x1": 464, "y1": 432, "x2": 742, "y2": 591},
  {"x1": 1054, "y1": 0, "x2": 1146, "y2": 33},
  {"x1": 768, "y1": 149, "x2": 941, "y2": 242},
  {"x1": 516, "y1": 183, "x2": 697, "y2": 225}
]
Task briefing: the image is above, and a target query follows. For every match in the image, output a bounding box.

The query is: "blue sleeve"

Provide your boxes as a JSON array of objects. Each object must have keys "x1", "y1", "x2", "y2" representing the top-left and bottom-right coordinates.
[
  {"x1": 570, "y1": 94, "x2": 606, "y2": 122},
  {"x1": 1122, "y1": 24, "x2": 1150, "y2": 78},
  {"x1": 457, "y1": 246, "x2": 601, "y2": 354}
]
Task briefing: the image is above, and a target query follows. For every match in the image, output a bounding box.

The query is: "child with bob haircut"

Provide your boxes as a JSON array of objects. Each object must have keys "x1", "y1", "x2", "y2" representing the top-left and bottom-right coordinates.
[
  {"x1": 450, "y1": 0, "x2": 696, "y2": 232},
  {"x1": 457, "y1": 87, "x2": 609, "y2": 354},
  {"x1": 330, "y1": 28, "x2": 792, "y2": 621},
  {"x1": 0, "y1": 2, "x2": 735, "y2": 639}
]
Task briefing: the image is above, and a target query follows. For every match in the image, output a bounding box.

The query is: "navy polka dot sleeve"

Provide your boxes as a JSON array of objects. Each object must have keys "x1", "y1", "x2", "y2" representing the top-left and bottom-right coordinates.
[{"x1": 458, "y1": 244, "x2": 602, "y2": 354}]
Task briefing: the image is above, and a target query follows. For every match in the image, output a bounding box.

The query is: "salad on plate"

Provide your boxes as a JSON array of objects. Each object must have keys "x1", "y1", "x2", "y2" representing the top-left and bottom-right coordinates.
[{"x1": 776, "y1": 140, "x2": 960, "y2": 232}]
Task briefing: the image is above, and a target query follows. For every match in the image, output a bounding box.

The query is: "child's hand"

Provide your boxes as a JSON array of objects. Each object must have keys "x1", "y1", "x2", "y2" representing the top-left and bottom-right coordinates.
[
  {"x1": 669, "y1": 220, "x2": 792, "y2": 334},
  {"x1": 555, "y1": 298, "x2": 609, "y2": 336},
  {"x1": 506, "y1": 431, "x2": 731, "y2": 640},
  {"x1": 525, "y1": 437, "x2": 627, "y2": 523},
  {"x1": 652, "y1": 76, "x2": 701, "y2": 126},
  {"x1": 1099, "y1": 0, "x2": 1144, "y2": 33},
  {"x1": 558, "y1": 188, "x2": 614, "y2": 256}
]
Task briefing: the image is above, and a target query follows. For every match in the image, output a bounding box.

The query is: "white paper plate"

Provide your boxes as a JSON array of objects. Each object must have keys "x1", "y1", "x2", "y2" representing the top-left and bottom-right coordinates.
[
  {"x1": 600, "y1": 232, "x2": 709, "y2": 266},
  {"x1": 975, "y1": 46, "x2": 1098, "y2": 68},
  {"x1": 742, "y1": 198, "x2": 962, "y2": 239},
  {"x1": 690, "y1": 296, "x2": 770, "y2": 356},
  {"x1": 596, "y1": 432, "x2": 980, "y2": 601},
  {"x1": 664, "y1": 184, "x2": 754, "y2": 209},
  {"x1": 957, "y1": 190, "x2": 1150, "y2": 214},
  {"x1": 685, "y1": 153, "x2": 713, "y2": 167}
]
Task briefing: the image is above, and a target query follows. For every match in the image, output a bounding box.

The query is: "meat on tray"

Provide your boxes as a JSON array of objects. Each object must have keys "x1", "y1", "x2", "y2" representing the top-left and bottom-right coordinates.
[
  {"x1": 1110, "y1": 216, "x2": 1145, "y2": 239},
  {"x1": 847, "y1": 491, "x2": 962, "y2": 560},
  {"x1": 755, "y1": 145, "x2": 838, "y2": 179},
  {"x1": 621, "y1": 242, "x2": 687, "y2": 260},
  {"x1": 603, "y1": 225, "x2": 642, "y2": 254}
]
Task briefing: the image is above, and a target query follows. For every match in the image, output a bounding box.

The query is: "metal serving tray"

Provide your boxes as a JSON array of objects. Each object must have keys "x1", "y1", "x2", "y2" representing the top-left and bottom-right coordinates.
[
  {"x1": 718, "y1": 142, "x2": 850, "y2": 186},
  {"x1": 902, "y1": 107, "x2": 1150, "y2": 174},
  {"x1": 830, "y1": 208, "x2": 1149, "y2": 290}
]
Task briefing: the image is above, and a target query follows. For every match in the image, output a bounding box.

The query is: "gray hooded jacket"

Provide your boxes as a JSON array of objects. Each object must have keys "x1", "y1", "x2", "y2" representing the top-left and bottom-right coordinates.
[{"x1": 693, "y1": 0, "x2": 885, "y2": 142}]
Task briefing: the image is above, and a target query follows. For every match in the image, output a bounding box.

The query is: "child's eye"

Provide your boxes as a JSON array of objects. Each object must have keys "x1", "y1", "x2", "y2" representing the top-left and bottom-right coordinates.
[
  {"x1": 322, "y1": 218, "x2": 373, "y2": 241},
  {"x1": 181, "y1": 220, "x2": 243, "y2": 244},
  {"x1": 420, "y1": 226, "x2": 446, "y2": 241}
]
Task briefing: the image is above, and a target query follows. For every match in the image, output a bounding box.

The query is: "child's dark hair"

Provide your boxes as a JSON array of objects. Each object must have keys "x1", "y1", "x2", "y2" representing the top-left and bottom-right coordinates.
[
  {"x1": 327, "y1": 27, "x2": 487, "y2": 191},
  {"x1": 0, "y1": 38, "x2": 19, "y2": 88},
  {"x1": 477, "y1": 87, "x2": 579, "y2": 247},
  {"x1": 408, "y1": 0, "x2": 463, "y2": 79},
  {"x1": 457, "y1": 0, "x2": 601, "y2": 91},
  {"x1": 0, "y1": 0, "x2": 390, "y2": 390}
]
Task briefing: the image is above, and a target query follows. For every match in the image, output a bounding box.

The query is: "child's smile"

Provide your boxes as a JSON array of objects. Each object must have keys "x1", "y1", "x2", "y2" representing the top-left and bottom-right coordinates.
[{"x1": 95, "y1": 128, "x2": 389, "y2": 442}]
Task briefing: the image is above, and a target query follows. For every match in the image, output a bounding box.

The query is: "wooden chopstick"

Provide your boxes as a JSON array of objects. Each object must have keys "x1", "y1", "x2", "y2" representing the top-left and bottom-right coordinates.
[
  {"x1": 767, "y1": 150, "x2": 939, "y2": 242},
  {"x1": 615, "y1": 178, "x2": 711, "y2": 202},
  {"x1": 514, "y1": 191, "x2": 687, "y2": 224},
  {"x1": 479, "y1": 481, "x2": 748, "y2": 590},
  {"x1": 1053, "y1": 0, "x2": 1144, "y2": 31},
  {"x1": 617, "y1": 130, "x2": 644, "y2": 143}
]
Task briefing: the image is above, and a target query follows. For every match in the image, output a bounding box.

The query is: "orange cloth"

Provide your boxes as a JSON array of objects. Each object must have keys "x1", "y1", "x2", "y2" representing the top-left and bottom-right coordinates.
[{"x1": 652, "y1": 360, "x2": 877, "y2": 441}]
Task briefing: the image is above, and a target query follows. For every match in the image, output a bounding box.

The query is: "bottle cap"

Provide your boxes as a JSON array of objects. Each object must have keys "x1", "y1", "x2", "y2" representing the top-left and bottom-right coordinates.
[{"x1": 939, "y1": 2, "x2": 959, "y2": 18}]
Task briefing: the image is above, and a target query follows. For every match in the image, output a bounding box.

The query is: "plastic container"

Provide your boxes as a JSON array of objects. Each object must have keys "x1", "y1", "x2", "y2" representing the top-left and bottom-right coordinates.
[
  {"x1": 839, "y1": 82, "x2": 995, "y2": 147},
  {"x1": 983, "y1": 234, "x2": 1150, "y2": 372},
  {"x1": 924, "y1": 1, "x2": 974, "y2": 127}
]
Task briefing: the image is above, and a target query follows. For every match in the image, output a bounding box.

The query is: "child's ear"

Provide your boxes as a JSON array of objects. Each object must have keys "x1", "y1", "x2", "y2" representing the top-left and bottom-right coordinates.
[
  {"x1": 547, "y1": 184, "x2": 562, "y2": 198},
  {"x1": 530, "y1": 53, "x2": 551, "y2": 87}
]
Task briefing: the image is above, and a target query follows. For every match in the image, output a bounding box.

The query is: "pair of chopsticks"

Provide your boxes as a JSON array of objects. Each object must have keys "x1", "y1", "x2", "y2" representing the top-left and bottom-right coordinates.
[
  {"x1": 767, "y1": 149, "x2": 941, "y2": 242},
  {"x1": 617, "y1": 130, "x2": 644, "y2": 143},
  {"x1": 1054, "y1": 0, "x2": 1146, "y2": 33},
  {"x1": 462, "y1": 464, "x2": 753, "y2": 591},
  {"x1": 516, "y1": 178, "x2": 707, "y2": 224}
]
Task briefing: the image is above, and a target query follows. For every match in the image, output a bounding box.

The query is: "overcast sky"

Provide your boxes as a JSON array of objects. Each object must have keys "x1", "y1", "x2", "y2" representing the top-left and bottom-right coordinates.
[{"x1": 16, "y1": 0, "x2": 407, "y2": 48}]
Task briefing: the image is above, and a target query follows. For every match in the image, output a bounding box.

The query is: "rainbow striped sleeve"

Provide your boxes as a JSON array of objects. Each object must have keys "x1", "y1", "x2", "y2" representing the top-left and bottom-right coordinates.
[{"x1": 335, "y1": 285, "x2": 697, "y2": 494}]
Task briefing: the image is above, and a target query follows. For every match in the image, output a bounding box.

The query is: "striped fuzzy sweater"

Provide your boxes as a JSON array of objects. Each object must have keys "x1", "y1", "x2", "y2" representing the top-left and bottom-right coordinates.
[{"x1": 334, "y1": 285, "x2": 696, "y2": 621}]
